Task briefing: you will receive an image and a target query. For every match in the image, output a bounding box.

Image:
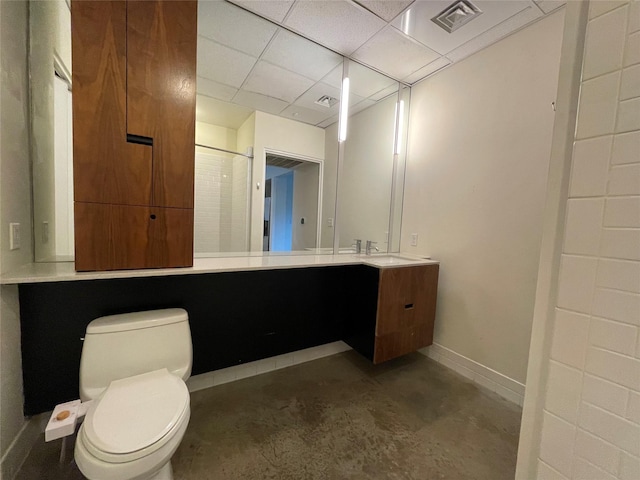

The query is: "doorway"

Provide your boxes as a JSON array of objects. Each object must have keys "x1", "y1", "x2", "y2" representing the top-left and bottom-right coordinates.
[{"x1": 263, "y1": 152, "x2": 322, "y2": 252}]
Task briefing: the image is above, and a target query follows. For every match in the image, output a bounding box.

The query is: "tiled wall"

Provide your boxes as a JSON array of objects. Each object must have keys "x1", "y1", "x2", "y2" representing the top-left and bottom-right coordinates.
[{"x1": 537, "y1": 1, "x2": 640, "y2": 478}]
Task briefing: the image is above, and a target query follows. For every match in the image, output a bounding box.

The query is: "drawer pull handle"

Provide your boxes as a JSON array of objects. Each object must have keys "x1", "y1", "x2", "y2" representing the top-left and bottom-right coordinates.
[{"x1": 405, "y1": 303, "x2": 414, "y2": 310}]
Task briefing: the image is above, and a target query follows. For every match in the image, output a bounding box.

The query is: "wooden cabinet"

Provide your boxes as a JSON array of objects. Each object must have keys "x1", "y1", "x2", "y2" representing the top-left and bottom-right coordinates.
[
  {"x1": 71, "y1": 0, "x2": 197, "y2": 271},
  {"x1": 344, "y1": 264, "x2": 439, "y2": 364}
]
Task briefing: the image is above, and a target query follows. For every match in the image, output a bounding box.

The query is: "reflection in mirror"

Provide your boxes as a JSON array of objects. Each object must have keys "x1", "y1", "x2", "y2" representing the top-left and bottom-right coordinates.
[
  {"x1": 30, "y1": 0, "x2": 410, "y2": 262},
  {"x1": 331, "y1": 60, "x2": 401, "y2": 254},
  {"x1": 263, "y1": 153, "x2": 321, "y2": 252},
  {"x1": 30, "y1": 0, "x2": 73, "y2": 262}
]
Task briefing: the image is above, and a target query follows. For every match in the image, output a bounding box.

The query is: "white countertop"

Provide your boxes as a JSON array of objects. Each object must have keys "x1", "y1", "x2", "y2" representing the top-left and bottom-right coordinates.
[{"x1": 1, "y1": 254, "x2": 438, "y2": 285}]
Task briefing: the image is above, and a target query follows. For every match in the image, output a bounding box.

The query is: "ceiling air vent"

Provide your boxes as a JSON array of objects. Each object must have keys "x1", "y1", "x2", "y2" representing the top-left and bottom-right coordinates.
[
  {"x1": 431, "y1": 0, "x2": 483, "y2": 34},
  {"x1": 314, "y1": 95, "x2": 338, "y2": 108}
]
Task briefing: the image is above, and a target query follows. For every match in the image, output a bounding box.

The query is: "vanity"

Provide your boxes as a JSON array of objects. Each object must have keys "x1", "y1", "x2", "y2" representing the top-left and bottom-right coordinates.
[{"x1": 5, "y1": 255, "x2": 438, "y2": 416}]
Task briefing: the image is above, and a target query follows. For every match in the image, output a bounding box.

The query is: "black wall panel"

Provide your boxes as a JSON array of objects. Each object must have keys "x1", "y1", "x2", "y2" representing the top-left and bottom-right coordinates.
[{"x1": 19, "y1": 265, "x2": 378, "y2": 415}]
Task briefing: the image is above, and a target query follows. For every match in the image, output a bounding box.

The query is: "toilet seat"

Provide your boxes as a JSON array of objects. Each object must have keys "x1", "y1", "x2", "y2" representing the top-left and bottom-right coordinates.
[{"x1": 80, "y1": 369, "x2": 189, "y2": 464}]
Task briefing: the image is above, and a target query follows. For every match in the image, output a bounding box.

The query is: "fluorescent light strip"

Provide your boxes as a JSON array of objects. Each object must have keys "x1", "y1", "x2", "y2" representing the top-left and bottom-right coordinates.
[
  {"x1": 392, "y1": 99, "x2": 405, "y2": 155},
  {"x1": 339, "y1": 77, "x2": 350, "y2": 142}
]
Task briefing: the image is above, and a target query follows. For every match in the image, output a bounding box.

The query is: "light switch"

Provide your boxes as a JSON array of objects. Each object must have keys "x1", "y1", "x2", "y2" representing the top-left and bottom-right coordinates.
[
  {"x1": 10, "y1": 223, "x2": 21, "y2": 250},
  {"x1": 327, "y1": 217, "x2": 334, "y2": 228},
  {"x1": 410, "y1": 233, "x2": 418, "y2": 246}
]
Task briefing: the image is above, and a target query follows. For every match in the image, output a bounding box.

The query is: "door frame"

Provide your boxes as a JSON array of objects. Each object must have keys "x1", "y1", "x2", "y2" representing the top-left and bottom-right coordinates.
[{"x1": 264, "y1": 148, "x2": 324, "y2": 251}]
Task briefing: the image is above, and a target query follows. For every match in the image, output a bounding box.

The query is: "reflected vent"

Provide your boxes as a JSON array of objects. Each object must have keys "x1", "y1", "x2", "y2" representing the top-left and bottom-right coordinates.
[
  {"x1": 266, "y1": 154, "x2": 303, "y2": 169},
  {"x1": 314, "y1": 95, "x2": 339, "y2": 108},
  {"x1": 431, "y1": 0, "x2": 482, "y2": 34}
]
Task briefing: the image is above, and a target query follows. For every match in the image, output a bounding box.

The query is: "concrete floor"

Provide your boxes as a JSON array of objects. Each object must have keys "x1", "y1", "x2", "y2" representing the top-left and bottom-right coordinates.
[{"x1": 17, "y1": 351, "x2": 522, "y2": 479}]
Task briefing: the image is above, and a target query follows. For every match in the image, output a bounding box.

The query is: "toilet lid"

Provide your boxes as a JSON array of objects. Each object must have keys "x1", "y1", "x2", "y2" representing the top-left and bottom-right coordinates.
[{"x1": 84, "y1": 369, "x2": 189, "y2": 455}]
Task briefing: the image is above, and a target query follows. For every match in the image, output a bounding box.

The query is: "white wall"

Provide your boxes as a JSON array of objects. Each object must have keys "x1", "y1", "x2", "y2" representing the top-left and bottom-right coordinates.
[
  {"x1": 195, "y1": 120, "x2": 237, "y2": 153},
  {"x1": 0, "y1": 0, "x2": 36, "y2": 477},
  {"x1": 250, "y1": 111, "x2": 325, "y2": 250},
  {"x1": 524, "y1": 1, "x2": 640, "y2": 479},
  {"x1": 322, "y1": 122, "x2": 338, "y2": 248},
  {"x1": 338, "y1": 94, "x2": 397, "y2": 250},
  {"x1": 402, "y1": 11, "x2": 565, "y2": 385}
]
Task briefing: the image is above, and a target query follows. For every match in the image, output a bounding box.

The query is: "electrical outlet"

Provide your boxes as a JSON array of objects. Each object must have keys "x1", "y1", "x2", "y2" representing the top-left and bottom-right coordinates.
[
  {"x1": 410, "y1": 233, "x2": 418, "y2": 247},
  {"x1": 327, "y1": 217, "x2": 334, "y2": 228},
  {"x1": 10, "y1": 223, "x2": 21, "y2": 250},
  {"x1": 42, "y1": 221, "x2": 49, "y2": 244}
]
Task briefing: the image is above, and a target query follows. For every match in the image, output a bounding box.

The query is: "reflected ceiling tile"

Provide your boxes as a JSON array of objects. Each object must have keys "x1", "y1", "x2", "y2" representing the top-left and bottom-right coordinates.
[
  {"x1": 293, "y1": 82, "x2": 342, "y2": 114},
  {"x1": 233, "y1": 90, "x2": 290, "y2": 115},
  {"x1": 317, "y1": 115, "x2": 339, "y2": 128},
  {"x1": 391, "y1": 0, "x2": 532, "y2": 55},
  {"x1": 446, "y1": 6, "x2": 543, "y2": 62},
  {"x1": 348, "y1": 61, "x2": 397, "y2": 98},
  {"x1": 262, "y1": 29, "x2": 343, "y2": 81},
  {"x1": 197, "y1": 77, "x2": 238, "y2": 101},
  {"x1": 197, "y1": 36, "x2": 257, "y2": 87},
  {"x1": 243, "y1": 61, "x2": 315, "y2": 103},
  {"x1": 349, "y1": 98, "x2": 376, "y2": 116},
  {"x1": 352, "y1": 26, "x2": 440, "y2": 80},
  {"x1": 354, "y1": 0, "x2": 414, "y2": 21},
  {"x1": 280, "y1": 105, "x2": 334, "y2": 126},
  {"x1": 196, "y1": 94, "x2": 254, "y2": 129},
  {"x1": 402, "y1": 56, "x2": 451, "y2": 84},
  {"x1": 321, "y1": 64, "x2": 344, "y2": 89},
  {"x1": 228, "y1": 0, "x2": 295, "y2": 23},
  {"x1": 369, "y1": 84, "x2": 400, "y2": 101},
  {"x1": 534, "y1": 0, "x2": 566, "y2": 13},
  {"x1": 284, "y1": 0, "x2": 386, "y2": 55},
  {"x1": 198, "y1": 0, "x2": 277, "y2": 57}
]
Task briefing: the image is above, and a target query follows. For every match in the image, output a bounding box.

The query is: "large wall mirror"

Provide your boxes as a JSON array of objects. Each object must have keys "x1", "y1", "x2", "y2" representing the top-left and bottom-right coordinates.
[{"x1": 29, "y1": 0, "x2": 410, "y2": 262}]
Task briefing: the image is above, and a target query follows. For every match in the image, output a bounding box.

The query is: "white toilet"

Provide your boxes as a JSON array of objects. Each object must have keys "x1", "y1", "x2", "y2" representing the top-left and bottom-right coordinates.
[{"x1": 74, "y1": 308, "x2": 192, "y2": 480}]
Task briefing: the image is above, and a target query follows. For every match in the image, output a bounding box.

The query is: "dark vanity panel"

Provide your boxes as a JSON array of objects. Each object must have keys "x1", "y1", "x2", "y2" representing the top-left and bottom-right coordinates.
[{"x1": 19, "y1": 265, "x2": 378, "y2": 415}]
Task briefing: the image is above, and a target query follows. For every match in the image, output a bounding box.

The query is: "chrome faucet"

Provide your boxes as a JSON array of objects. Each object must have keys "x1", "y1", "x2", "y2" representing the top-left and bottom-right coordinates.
[
  {"x1": 352, "y1": 239, "x2": 362, "y2": 254},
  {"x1": 365, "y1": 240, "x2": 379, "y2": 255}
]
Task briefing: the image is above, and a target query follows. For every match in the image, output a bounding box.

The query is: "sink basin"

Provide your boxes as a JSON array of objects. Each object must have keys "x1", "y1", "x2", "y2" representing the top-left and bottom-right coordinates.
[{"x1": 362, "y1": 255, "x2": 421, "y2": 267}]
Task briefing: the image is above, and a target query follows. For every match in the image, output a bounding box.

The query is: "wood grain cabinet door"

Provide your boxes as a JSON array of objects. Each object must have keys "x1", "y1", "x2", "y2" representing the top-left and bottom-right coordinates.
[
  {"x1": 373, "y1": 265, "x2": 439, "y2": 364},
  {"x1": 71, "y1": 0, "x2": 153, "y2": 206},
  {"x1": 126, "y1": 0, "x2": 197, "y2": 209},
  {"x1": 75, "y1": 203, "x2": 193, "y2": 271}
]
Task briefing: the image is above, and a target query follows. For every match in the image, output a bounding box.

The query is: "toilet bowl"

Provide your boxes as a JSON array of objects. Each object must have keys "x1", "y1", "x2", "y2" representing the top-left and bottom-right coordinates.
[{"x1": 74, "y1": 309, "x2": 193, "y2": 480}]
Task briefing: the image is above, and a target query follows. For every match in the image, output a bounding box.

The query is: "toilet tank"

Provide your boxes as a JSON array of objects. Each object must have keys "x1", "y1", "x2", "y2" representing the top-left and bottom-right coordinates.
[{"x1": 79, "y1": 308, "x2": 192, "y2": 401}]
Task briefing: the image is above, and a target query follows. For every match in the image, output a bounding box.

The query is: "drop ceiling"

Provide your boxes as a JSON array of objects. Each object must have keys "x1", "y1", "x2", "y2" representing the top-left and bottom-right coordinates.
[{"x1": 196, "y1": 0, "x2": 565, "y2": 129}]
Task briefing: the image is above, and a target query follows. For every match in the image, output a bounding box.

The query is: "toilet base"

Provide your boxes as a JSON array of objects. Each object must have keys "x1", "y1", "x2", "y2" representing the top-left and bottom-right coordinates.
[{"x1": 148, "y1": 462, "x2": 173, "y2": 480}]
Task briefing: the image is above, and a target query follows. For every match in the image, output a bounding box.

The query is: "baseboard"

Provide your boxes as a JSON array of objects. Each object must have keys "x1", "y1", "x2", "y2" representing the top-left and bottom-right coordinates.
[
  {"x1": 419, "y1": 343, "x2": 526, "y2": 406},
  {"x1": 0, "y1": 413, "x2": 48, "y2": 480},
  {"x1": 187, "y1": 341, "x2": 352, "y2": 393}
]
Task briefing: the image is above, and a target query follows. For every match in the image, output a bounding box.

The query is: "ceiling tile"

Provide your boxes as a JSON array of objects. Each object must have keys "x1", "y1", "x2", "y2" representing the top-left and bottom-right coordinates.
[
  {"x1": 262, "y1": 29, "x2": 343, "y2": 81},
  {"x1": 348, "y1": 61, "x2": 397, "y2": 98},
  {"x1": 284, "y1": 0, "x2": 386, "y2": 55},
  {"x1": 354, "y1": 0, "x2": 414, "y2": 21},
  {"x1": 392, "y1": 0, "x2": 533, "y2": 55},
  {"x1": 317, "y1": 115, "x2": 339, "y2": 128},
  {"x1": 242, "y1": 61, "x2": 315, "y2": 103},
  {"x1": 280, "y1": 104, "x2": 335, "y2": 125},
  {"x1": 197, "y1": 77, "x2": 238, "y2": 101},
  {"x1": 352, "y1": 26, "x2": 440, "y2": 80},
  {"x1": 233, "y1": 90, "x2": 290, "y2": 115},
  {"x1": 369, "y1": 84, "x2": 400, "y2": 101},
  {"x1": 198, "y1": 1, "x2": 277, "y2": 57},
  {"x1": 321, "y1": 64, "x2": 344, "y2": 89},
  {"x1": 403, "y1": 56, "x2": 451, "y2": 84},
  {"x1": 446, "y1": 5, "x2": 543, "y2": 62},
  {"x1": 534, "y1": 0, "x2": 566, "y2": 14},
  {"x1": 228, "y1": 0, "x2": 295, "y2": 23},
  {"x1": 196, "y1": 94, "x2": 253, "y2": 129},
  {"x1": 197, "y1": 36, "x2": 257, "y2": 87},
  {"x1": 349, "y1": 98, "x2": 376, "y2": 116}
]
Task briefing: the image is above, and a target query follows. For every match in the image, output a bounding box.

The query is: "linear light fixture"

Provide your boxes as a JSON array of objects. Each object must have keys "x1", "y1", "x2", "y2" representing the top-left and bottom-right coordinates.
[
  {"x1": 339, "y1": 77, "x2": 350, "y2": 142},
  {"x1": 393, "y1": 100, "x2": 405, "y2": 155}
]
